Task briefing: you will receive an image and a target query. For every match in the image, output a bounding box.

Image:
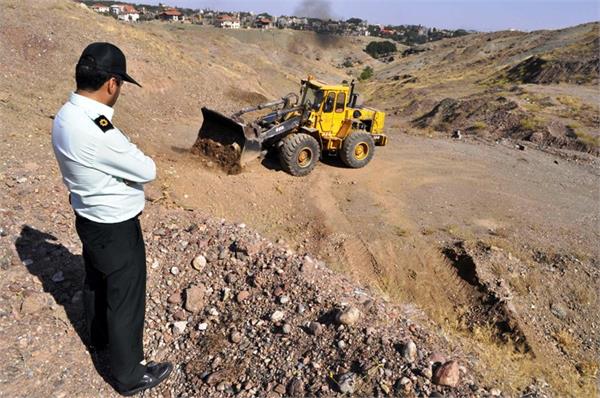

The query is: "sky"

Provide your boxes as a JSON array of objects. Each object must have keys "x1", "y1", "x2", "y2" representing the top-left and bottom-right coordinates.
[{"x1": 143, "y1": 0, "x2": 600, "y2": 31}]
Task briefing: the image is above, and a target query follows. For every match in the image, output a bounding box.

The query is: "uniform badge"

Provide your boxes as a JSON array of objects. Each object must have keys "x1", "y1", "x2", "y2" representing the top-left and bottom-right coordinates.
[{"x1": 93, "y1": 115, "x2": 114, "y2": 132}]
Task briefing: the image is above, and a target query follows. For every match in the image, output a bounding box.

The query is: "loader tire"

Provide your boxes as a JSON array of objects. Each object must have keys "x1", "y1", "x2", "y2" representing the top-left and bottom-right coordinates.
[
  {"x1": 340, "y1": 132, "x2": 375, "y2": 168},
  {"x1": 279, "y1": 133, "x2": 320, "y2": 176}
]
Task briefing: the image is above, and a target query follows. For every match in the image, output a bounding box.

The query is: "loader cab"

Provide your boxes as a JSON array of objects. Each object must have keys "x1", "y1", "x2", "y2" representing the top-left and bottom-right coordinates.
[
  {"x1": 303, "y1": 84, "x2": 325, "y2": 111},
  {"x1": 301, "y1": 78, "x2": 351, "y2": 134}
]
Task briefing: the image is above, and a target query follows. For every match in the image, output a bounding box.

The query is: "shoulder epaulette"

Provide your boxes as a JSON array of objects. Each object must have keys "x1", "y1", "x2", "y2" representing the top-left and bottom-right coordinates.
[{"x1": 93, "y1": 115, "x2": 114, "y2": 133}]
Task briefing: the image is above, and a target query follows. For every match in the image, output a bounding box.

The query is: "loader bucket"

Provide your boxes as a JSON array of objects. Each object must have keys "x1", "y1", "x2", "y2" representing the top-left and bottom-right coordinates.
[{"x1": 192, "y1": 107, "x2": 262, "y2": 174}]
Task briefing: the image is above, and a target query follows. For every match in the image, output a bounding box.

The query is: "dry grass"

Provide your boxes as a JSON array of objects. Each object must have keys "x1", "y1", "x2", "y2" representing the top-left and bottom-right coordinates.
[
  {"x1": 553, "y1": 328, "x2": 579, "y2": 353},
  {"x1": 471, "y1": 121, "x2": 488, "y2": 130},
  {"x1": 519, "y1": 115, "x2": 545, "y2": 131}
]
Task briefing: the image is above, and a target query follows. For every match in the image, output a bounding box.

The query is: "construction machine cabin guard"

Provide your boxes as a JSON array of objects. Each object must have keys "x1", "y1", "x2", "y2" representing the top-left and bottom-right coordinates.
[{"x1": 192, "y1": 76, "x2": 387, "y2": 176}]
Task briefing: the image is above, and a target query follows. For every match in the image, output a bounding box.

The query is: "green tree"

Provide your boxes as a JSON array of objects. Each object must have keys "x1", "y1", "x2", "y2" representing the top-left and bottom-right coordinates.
[{"x1": 365, "y1": 41, "x2": 397, "y2": 59}]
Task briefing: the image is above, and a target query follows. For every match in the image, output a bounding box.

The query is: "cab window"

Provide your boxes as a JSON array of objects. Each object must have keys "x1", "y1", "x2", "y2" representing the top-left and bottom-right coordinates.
[
  {"x1": 323, "y1": 92, "x2": 336, "y2": 113},
  {"x1": 335, "y1": 93, "x2": 346, "y2": 113}
]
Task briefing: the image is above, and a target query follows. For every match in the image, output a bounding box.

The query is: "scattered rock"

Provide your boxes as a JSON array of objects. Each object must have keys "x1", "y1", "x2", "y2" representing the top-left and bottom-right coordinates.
[
  {"x1": 192, "y1": 254, "x2": 207, "y2": 271},
  {"x1": 167, "y1": 292, "x2": 181, "y2": 305},
  {"x1": 205, "y1": 370, "x2": 226, "y2": 386},
  {"x1": 170, "y1": 266, "x2": 180, "y2": 275},
  {"x1": 278, "y1": 295, "x2": 290, "y2": 305},
  {"x1": 336, "y1": 306, "x2": 361, "y2": 326},
  {"x1": 198, "y1": 322, "x2": 208, "y2": 331},
  {"x1": 185, "y1": 285, "x2": 206, "y2": 313},
  {"x1": 274, "y1": 383, "x2": 286, "y2": 394},
  {"x1": 230, "y1": 331, "x2": 243, "y2": 344},
  {"x1": 271, "y1": 310, "x2": 285, "y2": 322},
  {"x1": 432, "y1": 360, "x2": 460, "y2": 387},
  {"x1": 281, "y1": 323, "x2": 292, "y2": 334},
  {"x1": 286, "y1": 378, "x2": 304, "y2": 397},
  {"x1": 395, "y1": 376, "x2": 412, "y2": 395},
  {"x1": 550, "y1": 302, "x2": 567, "y2": 320},
  {"x1": 421, "y1": 366, "x2": 433, "y2": 379},
  {"x1": 337, "y1": 372, "x2": 356, "y2": 394},
  {"x1": 401, "y1": 339, "x2": 418, "y2": 362},
  {"x1": 173, "y1": 321, "x2": 187, "y2": 334},
  {"x1": 173, "y1": 309, "x2": 187, "y2": 321},
  {"x1": 236, "y1": 290, "x2": 250, "y2": 303},
  {"x1": 307, "y1": 321, "x2": 323, "y2": 336}
]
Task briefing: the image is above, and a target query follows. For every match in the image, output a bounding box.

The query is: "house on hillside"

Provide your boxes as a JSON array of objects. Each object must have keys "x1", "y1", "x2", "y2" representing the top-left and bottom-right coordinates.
[
  {"x1": 158, "y1": 8, "x2": 184, "y2": 22},
  {"x1": 117, "y1": 5, "x2": 139, "y2": 22},
  {"x1": 216, "y1": 14, "x2": 240, "y2": 29},
  {"x1": 254, "y1": 16, "x2": 273, "y2": 29},
  {"x1": 288, "y1": 16, "x2": 308, "y2": 30},
  {"x1": 239, "y1": 12, "x2": 255, "y2": 28},
  {"x1": 90, "y1": 4, "x2": 110, "y2": 13},
  {"x1": 276, "y1": 16, "x2": 289, "y2": 29},
  {"x1": 110, "y1": 4, "x2": 122, "y2": 15}
]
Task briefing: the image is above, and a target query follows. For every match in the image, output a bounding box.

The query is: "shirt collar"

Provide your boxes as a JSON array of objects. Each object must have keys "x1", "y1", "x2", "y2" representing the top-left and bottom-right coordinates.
[{"x1": 69, "y1": 92, "x2": 115, "y2": 121}]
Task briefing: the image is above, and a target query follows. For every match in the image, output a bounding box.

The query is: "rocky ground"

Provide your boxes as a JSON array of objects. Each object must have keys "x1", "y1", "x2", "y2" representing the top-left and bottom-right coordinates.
[{"x1": 0, "y1": 192, "x2": 493, "y2": 397}]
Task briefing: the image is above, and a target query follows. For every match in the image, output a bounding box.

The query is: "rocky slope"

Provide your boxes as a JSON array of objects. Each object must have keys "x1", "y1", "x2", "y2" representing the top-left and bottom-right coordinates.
[{"x1": 1, "y1": 186, "x2": 490, "y2": 397}]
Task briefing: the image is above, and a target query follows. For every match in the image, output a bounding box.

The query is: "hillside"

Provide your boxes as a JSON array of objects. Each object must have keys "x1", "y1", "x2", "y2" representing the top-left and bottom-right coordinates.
[
  {"x1": 0, "y1": 1, "x2": 598, "y2": 397},
  {"x1": 362, "y1": 23, "x2": 599, "y2": 154}
]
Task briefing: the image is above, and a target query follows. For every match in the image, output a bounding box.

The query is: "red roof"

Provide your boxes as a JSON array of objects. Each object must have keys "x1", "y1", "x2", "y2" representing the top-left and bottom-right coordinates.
[
  {"x1": 161, "y1": 9, "x2": 182, "y2": 16},
  {"x1": 122, "y1": 4, "x2": 137, "y2": 13},
  {"x1": 91, "y1": 3, "x2": 107, "y2": 8},
  {"x1": 218, "y1": 15, "x2": 234, "y2": 21}
]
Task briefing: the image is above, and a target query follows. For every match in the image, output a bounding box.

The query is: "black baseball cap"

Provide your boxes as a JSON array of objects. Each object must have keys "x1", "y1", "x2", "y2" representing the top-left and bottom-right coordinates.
[{"x1": 77, "y1": 42, "x2": 141, "y2": 87}]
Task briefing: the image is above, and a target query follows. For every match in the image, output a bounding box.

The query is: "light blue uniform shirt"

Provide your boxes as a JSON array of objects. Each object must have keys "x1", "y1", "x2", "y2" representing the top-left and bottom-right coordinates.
[{"x1": 52, "y1": 93, "x2": 156, "y2": 223}]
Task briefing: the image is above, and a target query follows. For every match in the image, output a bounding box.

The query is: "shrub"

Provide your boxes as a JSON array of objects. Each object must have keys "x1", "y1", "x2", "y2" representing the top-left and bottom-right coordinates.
[
  {"x1": 365, "y1": 40, "x2": 397, "y2": 59},
  {"x1": 359, "y1": 66, "x2": 374, "y2": 81}
]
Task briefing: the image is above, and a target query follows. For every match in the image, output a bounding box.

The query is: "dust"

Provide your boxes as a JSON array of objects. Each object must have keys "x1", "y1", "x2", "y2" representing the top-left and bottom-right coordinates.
[
  {"x1": 294, "y1": 0, "x2": 341, "y2": 47},
  {"x1": 294, "y1": 0, "x2": 332, "y2": 20}
]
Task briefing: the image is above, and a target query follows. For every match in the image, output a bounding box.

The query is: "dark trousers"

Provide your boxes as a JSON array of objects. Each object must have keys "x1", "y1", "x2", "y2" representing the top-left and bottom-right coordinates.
[{"x1": 75, "y1": 213, "x2": 146, "y2": 388}]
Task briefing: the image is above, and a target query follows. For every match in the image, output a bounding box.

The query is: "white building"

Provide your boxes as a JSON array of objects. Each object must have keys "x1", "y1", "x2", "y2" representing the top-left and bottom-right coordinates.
[
  {"x1": 90, "y1": 4, "x2": 110, "y2": 13},
  {"x1": 110, "y1": 4, "x2": 122, "y2": 15}
]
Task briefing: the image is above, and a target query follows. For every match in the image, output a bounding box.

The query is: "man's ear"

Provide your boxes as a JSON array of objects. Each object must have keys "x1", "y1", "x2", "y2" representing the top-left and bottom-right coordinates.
[{"x1": 107, "y1": 77, "x2": 118, "y2": 95}]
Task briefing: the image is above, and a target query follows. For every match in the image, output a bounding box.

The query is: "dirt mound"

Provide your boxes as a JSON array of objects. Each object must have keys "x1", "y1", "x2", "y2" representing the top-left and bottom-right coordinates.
[
  {"x1": 138, "y1": 211, "x2": 485, "y2": 397},
  {"x1": 191, "y1": 138, "x2": 243, "y2": 175},
  {"x1": 412, "y1": 93, "x2": 598, "y2": 154},
  {"x1": 502, "y1": 54, "x2": 599, "y2": 85}
]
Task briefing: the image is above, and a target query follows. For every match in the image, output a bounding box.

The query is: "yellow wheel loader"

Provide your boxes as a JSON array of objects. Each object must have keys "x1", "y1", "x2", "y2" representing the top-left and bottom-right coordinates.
[{"x1": 192, "y1": 76, "x2": 387, "y2": 176}]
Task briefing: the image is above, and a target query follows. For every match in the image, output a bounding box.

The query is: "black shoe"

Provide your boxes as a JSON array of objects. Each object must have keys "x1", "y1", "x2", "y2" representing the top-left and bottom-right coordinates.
[{"x1": 118, "y1": 361, "x2": 173, "y2": 396}]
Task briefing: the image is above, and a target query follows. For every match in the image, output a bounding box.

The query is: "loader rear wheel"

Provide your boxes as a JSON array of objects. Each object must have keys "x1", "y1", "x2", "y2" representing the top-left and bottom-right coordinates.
[
  {"x1": 279, "y1": 133, "x2": 320, "y2": 176},
  {"x1": 340, "y1": 132, "x2": 375, "y2": 168}
]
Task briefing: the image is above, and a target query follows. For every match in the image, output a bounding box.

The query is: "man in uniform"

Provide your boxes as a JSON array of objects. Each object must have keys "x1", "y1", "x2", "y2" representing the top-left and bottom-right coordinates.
[{"x1": 51, "y1": 42, "x2": 172, "y2": 396}]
